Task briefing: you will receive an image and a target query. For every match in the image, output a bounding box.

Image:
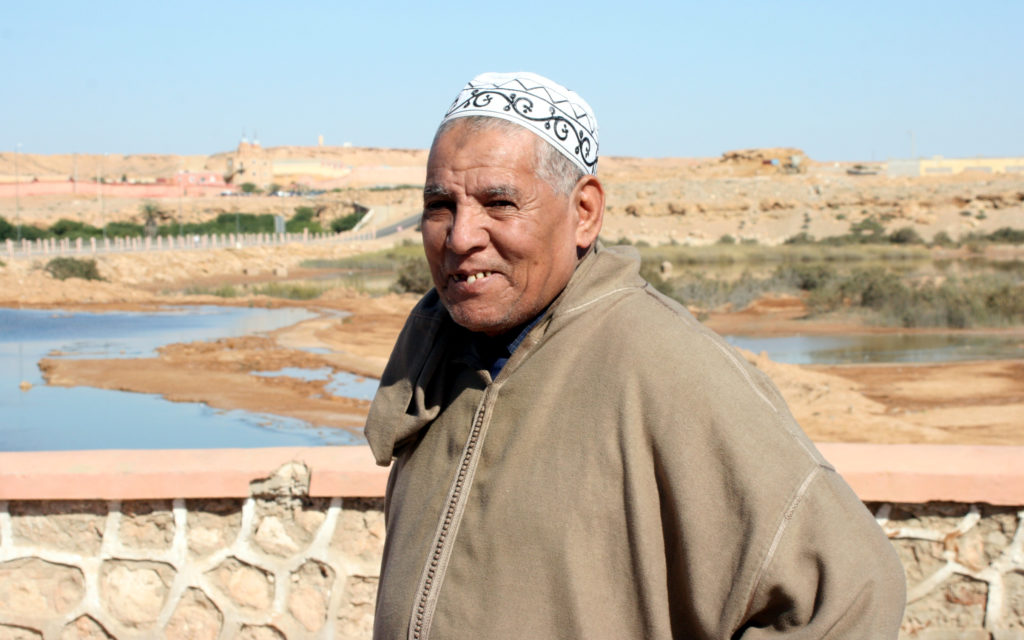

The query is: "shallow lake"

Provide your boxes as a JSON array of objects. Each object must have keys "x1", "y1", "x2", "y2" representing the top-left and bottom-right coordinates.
[
  {"x1": 0, "y1": 306, "x2": 368, "y2": 451},
  {"x1": 3, "y1": 306, "x2": 1023, "y2": 452},
  {"x1": 725, "y1": 332, "x2": 1024, "y2": 365}
]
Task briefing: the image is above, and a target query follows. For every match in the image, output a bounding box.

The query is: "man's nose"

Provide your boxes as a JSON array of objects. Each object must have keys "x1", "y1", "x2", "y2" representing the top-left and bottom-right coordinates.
[{"x1": 446, "y1": 207, "x2": 489, "y2": 254}]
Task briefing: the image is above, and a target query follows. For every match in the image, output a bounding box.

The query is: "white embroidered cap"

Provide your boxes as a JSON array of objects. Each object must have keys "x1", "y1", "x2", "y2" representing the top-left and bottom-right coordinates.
[{"x1": 440, "y1": 71, "x2": 599, "y2": 176}]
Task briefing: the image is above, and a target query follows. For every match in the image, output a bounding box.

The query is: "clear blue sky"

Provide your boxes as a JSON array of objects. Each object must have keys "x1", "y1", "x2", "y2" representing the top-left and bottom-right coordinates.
[{"x1": 3, "y1": 0, "x2": 1021, "y2": 161}]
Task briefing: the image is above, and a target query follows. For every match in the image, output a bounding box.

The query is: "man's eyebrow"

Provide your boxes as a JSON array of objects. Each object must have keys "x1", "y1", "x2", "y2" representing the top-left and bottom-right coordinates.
[
  {"x1": 423, "y1": 184, "x2": 451, "y2": 199},
  {"x1": 481, "y1": 185, "x2": 521, "y2": 200}
]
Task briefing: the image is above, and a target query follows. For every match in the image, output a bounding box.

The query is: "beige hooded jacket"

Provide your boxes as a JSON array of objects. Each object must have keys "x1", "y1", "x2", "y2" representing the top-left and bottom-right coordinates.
[{"x1": 366, "y1": 244, "x2": 906, "y2": 639}]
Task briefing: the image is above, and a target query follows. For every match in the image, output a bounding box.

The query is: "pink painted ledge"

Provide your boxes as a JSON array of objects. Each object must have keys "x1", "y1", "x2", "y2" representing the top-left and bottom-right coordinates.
[
  {"x1": 0, "y1": 446, "x2": 387, "y2": 501},
  {"x1": 0, "y1": 443, "x2": 1022, "y2": 505}
]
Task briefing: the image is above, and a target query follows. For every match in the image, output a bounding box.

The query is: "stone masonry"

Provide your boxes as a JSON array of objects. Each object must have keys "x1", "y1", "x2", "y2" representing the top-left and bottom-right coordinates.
[
  {"x1": 0, "y1": 463, "x2": 1022, "y2": 638},
  {"x1": 0, "y1": 463, "x2": 383, "y2": 639}
]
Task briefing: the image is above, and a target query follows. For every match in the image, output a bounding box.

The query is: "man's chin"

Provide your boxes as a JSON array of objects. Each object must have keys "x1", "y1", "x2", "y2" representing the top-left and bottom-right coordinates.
[{"x1": 445, "y1": 304, "x2": 516, "y2": 336}]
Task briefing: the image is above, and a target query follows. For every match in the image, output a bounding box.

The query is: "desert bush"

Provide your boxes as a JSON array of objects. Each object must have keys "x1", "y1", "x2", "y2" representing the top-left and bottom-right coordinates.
[
  {"x1": 888, "y1": 227, "x2": 924, "y2": 245},
  {"x1": 104, "y1": 221, "x2": 146, "y2": 237},
  {"x1": 17, "y1": 225, "x2": 48, "y2": 240},
  {"x1": 0, "y1": 216, "x2": 15, "y2": 241},
  {"x1": 183, "y1": 284, "x2": 240, "y2": 297},
  {"x1": 252, "y1": 282, "x2": 325, "y2": 300},
  {"x1": 783, "y1": 232, "x2": 815, "y2": 245},
  {"x1": 775, "y1": 263, "x2": 837, "y2": 291},
  {"x1": 987, "y1": 227, "x2": 1024, "y2": 244},
  {"x1": 286, "y1": 207, "x2": 324, "y2": 233},
  {"x1": 50, "y1": 218, "x2": 101, "y2": 239},
  {"x1": 45, "y1": 257, "x2": 102, "y2": 281},
  {"x1": 331, "y1": 210, "x2": 365, "y2": 233},
  {"x1": 392, "y1": 257, "x2": 434, "y2": 294},
  {"x1": 931, "y1": 231, "x2": 955, "y2": 247},
  {"x1": 717, "y1": 234, "x2": 737, "y2": 245}
]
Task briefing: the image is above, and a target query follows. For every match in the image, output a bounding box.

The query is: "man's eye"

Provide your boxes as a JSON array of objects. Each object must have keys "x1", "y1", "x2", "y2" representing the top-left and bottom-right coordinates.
[
  {"x1": 487, "y1": 200, "x2": 516, "y2": 209},
  {"x1": 423, "y1": 201, "x2": 453, "y2": 215}
]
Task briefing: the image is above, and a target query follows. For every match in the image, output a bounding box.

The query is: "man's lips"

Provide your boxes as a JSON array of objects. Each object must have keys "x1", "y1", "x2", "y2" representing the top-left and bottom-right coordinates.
[{"x1": 450, "y1": 270, "x2": 493, "y2": 285}]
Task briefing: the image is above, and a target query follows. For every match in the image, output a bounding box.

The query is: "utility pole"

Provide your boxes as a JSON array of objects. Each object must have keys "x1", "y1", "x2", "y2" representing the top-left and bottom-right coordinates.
[
  {"x1": 99, "y1": 153, "x2": 107, "y2": 240},
  {"x1": 14, "y1": 143, "x2": 21, "y2": 242},
  {"x1": 177, "y1": 162, "x2": 184, "y2": 237}
]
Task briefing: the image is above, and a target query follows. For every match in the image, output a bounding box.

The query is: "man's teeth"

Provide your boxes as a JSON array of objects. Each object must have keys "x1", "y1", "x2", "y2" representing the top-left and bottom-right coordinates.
[{"x1": 462, "y1": 272, "x2": 490, "y2": 284}]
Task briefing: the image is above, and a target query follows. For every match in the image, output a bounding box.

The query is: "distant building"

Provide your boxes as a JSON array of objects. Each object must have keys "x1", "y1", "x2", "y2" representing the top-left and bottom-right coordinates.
[
  {"x1": 227, "y1": 138, "x2": 273, "y2": 187},
  {"x1": 225, "y1": 136, "x2": 351, "y2": 188},
  {"x1": 888, "y1": 156, "x2": 1024, "y2": 177},
  {"x1": 168, "y1": 170, "x2": 227, "y2": 187}
]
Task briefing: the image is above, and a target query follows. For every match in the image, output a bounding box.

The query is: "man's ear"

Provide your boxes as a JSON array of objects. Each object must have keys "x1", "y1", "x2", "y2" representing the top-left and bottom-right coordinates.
[{"x1": 572, "y1": 175, "x2": 605, "y2": 251}]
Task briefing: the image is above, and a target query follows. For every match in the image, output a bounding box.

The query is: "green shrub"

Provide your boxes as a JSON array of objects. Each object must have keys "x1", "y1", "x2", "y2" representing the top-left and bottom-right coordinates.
[
  {"x1": 184, "y1": 284, "x2": 239, "y2": 297},
  {"x1": 252, "y1": 282, "x2": 325, "y2": 300},
  {"x1": 931, "y1": 231, "x2": 955, "y2": 247},
  {"x1": 392, "y1": 257, "x2": 434, "y2": 293},
  {"x1": 45, "y1": 257, "x2": 102, "y2": 281},
  {"x1": 18, "y1": 225, "x2": 48, "y2": 240},
  {"x1": 775, "y1": 263, "x2": 836, "y2": 291},
  {"x1": 717, "y1": 234, "x2": 736, "y2": 245},
  {"x1": 0, "y1": 216, "x2": 14, "y2": 241},
  {"x1": 285, "y1": 207, "x2": 324, "y2": 233},
  {"x1": 888, "y1": 227, "x2": 924, "y2": 245},
  {"x1": 783, "y1": 232, "x2": 815, "y2": 245},
  {"x1": 104, "y1": 221, "x2": 145, "y2": 237},
  {"x1": 240, "y1": 182, "x2": 259, "y2": 193},
  {"x1": 988, "y1": 227, "x2": 1024, "y2": 244},
  {"x1": 331, "y1": 211, "x2": 365, "y2": 233},
  {"x1": 50, "y1": 218, "x2": 101, "y2": 239}
]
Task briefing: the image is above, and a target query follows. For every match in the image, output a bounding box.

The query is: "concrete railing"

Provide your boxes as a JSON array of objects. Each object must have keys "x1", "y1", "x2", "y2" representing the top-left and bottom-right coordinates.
[
  {"x1": 0, "y1": 444, "x2": 1022, "y2": 639},
  {"x1": 4, "y1": 228, "x2": 378, "y2": 261}
]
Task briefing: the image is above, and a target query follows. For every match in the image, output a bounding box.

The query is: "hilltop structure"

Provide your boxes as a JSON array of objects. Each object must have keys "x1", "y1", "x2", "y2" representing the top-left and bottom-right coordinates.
[{"x1": 225, "y1": 136, "x2": 351, "y2": 189}]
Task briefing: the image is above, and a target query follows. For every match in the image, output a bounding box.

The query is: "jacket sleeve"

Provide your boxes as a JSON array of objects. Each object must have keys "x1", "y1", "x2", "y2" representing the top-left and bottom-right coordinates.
[{"x1": 735, "y1": 465, "x2": 906, "y2": 639}]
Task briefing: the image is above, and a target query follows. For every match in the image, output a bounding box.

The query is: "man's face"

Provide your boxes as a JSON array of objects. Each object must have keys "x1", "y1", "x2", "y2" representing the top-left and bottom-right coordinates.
[{"x1": 422, "y1": 121, "x2": 583, "y2": 336}]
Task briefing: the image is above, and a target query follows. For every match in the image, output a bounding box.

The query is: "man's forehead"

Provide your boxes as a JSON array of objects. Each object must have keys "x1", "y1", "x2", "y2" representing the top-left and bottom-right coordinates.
[{"x1": 427, "y1": 124, "x2": 537, "y2": 177}]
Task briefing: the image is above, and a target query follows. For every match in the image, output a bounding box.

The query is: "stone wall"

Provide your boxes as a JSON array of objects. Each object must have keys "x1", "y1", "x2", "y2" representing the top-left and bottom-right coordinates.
[
  {"x1": 883, "y1": 503, "x2": 1024, "y2": 638},
  {"x1": 0, "y1": 463, "x2": 384, "y2": 639},
  {"x1": 1, "y1": 445, "x2": 1023, "y2": 639}
]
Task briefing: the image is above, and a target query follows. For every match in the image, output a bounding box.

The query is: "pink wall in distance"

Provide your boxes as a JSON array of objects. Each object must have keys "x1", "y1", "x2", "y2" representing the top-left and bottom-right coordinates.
[{"x1": 0, "y1": 180, "x2": 232, "y2": 199}]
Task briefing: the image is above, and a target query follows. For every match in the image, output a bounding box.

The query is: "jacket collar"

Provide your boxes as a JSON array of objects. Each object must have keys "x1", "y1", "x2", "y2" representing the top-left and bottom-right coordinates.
[{"x1": 364, "y1": 242, "x2": 645, "y2": 465}]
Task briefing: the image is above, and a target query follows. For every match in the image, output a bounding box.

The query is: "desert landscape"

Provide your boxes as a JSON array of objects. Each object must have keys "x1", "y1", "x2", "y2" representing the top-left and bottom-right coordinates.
[{"x1": 1, "y1": 146, "x2": 1022, "y2": 447}]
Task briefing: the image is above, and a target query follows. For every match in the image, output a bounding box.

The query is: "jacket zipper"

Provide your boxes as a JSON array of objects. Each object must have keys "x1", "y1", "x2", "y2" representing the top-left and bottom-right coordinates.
[{"x1": 408, "y1": 391, "x2": 493, "y2": 640}]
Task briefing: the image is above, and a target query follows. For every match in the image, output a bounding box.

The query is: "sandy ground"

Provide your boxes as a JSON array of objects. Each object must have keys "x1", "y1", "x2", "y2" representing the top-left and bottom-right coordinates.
[{"x1": 2, "y1": 148, "x2": 1022, "y2": 445}]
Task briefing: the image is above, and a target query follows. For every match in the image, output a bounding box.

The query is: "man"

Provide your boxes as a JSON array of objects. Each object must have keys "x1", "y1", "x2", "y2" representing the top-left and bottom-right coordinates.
[{"x1": 365, "y1": 72, "x2": 905, "y2": 639}]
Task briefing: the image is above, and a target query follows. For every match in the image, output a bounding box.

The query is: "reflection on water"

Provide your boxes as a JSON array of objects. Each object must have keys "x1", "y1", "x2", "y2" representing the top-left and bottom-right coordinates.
[
  {"x1": 725, "y1": 333, "x2": 1024, "y2": 365},
  {"x1": 0, "y1": 306, "x2": 365, "y2": 451}
]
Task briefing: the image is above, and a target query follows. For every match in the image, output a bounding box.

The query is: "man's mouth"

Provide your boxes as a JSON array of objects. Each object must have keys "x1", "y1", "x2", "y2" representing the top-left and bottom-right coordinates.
[{"x1": 451, "y1": 271, "x2": 492, "y2": 284}]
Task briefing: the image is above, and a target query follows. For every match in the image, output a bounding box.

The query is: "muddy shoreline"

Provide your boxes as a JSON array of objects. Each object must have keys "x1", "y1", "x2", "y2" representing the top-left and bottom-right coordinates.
[{"x1": 3, "y1": 238, "x2": 1023, "y2": 446}]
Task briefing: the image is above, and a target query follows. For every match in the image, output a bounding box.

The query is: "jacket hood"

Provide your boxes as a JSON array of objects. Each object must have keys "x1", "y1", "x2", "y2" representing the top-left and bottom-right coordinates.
[{"x1": 364, "y1": 243, "x2": 646, "y2": 465}]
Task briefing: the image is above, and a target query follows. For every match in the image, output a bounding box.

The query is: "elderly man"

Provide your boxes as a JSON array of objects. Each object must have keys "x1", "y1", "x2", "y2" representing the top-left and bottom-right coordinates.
[{"x1": 365, "y1": 72, "x2": 905, "y2": 639}]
